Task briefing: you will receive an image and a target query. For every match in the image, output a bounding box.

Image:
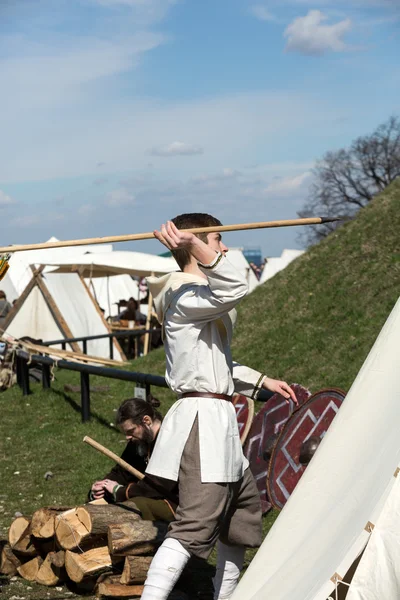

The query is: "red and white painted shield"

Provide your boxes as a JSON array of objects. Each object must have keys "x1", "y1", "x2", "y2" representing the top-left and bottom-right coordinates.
[
  {"x1": 267, "y1": 388, "x2": 346, "y2": 510},
  {"x1": 244, "y1": 384, "x2": 312, "y2": 514},
  {"x1": 233, "y1": 394, "x2": 255, "y2": 446}
]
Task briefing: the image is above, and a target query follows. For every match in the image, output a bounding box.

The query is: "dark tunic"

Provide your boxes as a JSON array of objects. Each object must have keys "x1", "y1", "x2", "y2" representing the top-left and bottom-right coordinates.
[{"x1": 89, "y1": 439, "x2": 178, "y2": 511}]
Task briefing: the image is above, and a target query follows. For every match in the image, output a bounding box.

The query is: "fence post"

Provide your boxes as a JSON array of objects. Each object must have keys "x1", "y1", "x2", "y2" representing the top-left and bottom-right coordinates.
[
  {"x1": 82, "y1": 340, "x2": 88, "y2": 355},
  {"x1": 21, "y1": 357, "x2": 31, "y2": 396},
  {"x1": 62, "y1": 342, "x2": 66, "y2": 350},
  {"x1": 42, "y1": 364, "x2": 51, "y2": 389},
  {"x1": 81, "y1": 372, "x2": 91, "y2": 422},
  {"x1": 109, "y1": 336, "x2": 114, "y2": 360},
  {"x1": 145, "y1": 383, "x2": 151, "y2": 398},
  {"x1": 16, "y1": 354, "x2": 22, "y2": 388}
]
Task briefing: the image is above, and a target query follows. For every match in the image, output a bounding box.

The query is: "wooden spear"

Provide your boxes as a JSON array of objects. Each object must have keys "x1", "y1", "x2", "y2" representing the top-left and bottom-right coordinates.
[{"x1": 0, "y1": 216, "x2": 340, "y2": 254}]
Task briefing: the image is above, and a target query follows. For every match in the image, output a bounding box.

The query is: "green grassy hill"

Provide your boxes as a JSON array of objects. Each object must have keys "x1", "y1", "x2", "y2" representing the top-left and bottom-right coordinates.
[{"x1": 0, "y1": 181, "x2": 399, "y2": 599}]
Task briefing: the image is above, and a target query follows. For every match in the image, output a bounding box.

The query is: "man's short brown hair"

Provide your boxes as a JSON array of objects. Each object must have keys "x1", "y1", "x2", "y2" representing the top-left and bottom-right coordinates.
[{"x1": 171, "y1": 213, "x2": 222, "y2": 270}]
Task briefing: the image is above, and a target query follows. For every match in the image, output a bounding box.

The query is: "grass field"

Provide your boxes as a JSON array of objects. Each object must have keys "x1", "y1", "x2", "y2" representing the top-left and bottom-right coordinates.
[{"x1": 1, "y1": 181, "x2": 399, "y2": 599}]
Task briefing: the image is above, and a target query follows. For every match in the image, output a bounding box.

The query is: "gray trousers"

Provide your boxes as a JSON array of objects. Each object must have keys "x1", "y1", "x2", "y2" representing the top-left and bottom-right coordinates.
[{"x1": 167, "y1": 417, "x2": 262, "y2": 560}]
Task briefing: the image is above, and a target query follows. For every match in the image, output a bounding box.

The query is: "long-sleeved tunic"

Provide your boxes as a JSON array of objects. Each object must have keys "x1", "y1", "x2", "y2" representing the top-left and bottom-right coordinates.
[{"x1": 146, "y1": 253, "x2": 265, "y2": 483}]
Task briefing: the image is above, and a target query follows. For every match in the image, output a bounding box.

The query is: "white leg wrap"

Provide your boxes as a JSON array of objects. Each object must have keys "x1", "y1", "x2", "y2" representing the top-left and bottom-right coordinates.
[
  {"x1": 213, "y1": 541, "x2": 245, "y2": 600},
  {"x1": 141, "y1": 538, "x2": 191, "y2": 600}
]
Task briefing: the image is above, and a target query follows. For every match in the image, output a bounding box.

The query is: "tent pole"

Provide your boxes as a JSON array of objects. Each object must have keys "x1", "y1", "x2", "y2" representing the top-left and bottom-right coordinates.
[{"x1": 143, "y1": 274, "x2": 154, "y2": 357}]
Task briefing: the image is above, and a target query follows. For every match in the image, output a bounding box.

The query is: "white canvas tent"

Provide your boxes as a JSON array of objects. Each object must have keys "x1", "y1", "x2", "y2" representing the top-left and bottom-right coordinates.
[
  {"x1": 259, "y1": 248, "x2": 304, "y2": 284},
  {"x1": 232, "y1": 297, "x2": 400, "y2": 600},
  {"x1": 86, "y1": 274, "x2": 146, "y2": 319},
  {"x1": 1, "y1": 237, "x2": 113, "y2": 303},
  {"x1": 2, "y1": 269, "x2": 125, "y2": 361},
  {"x1": 43, "y1": 250, "x2": 178, "y2": 278}
]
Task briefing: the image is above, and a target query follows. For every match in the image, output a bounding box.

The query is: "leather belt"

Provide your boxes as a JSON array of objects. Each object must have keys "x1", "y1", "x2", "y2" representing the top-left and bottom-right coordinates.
[{"x1": 180, "y1": 392, "x2": 233, "y2": 402}]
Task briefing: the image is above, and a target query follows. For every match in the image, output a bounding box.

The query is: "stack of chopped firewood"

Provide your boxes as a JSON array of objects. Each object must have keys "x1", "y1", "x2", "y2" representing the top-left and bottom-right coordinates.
[{"x1": 0, "y1": 500, "x2": 172, "y2": 599}]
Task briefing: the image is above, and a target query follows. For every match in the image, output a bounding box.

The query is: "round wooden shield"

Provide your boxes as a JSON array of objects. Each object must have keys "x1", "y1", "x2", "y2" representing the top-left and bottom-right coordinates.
[
  {"x1": 267, "y1": 388, "x2": 346, "y2": 510},
  {"x1": 244, "y1": 384, "x2": 312, "y2": 514},
  {"x1": 233, "y1": 394, "x2": 255, "y2": 446}
]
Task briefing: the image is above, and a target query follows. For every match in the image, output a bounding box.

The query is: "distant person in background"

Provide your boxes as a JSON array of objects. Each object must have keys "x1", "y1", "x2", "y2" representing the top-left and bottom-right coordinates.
[
  {"x1": 0, "y1": 291, "x2": 12, "y2": 329},
  {"x1": 117, "y1": 298, "x2": 147, "y2": 325}
]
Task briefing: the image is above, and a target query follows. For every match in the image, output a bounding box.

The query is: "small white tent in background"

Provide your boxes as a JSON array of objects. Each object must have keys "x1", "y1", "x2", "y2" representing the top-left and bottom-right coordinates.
[
  {"x1": 259, "y1": 248, "x2": 304, "y2": 284},
  {"x1": 227, "y1": 249, "x2": 259, "y2": 293},
  {"x1": 3, "y1": 270, "x2": 125, "y2": 361},
  {"x1": 232, "y1": 297, "x2": 400, "y2": 600}
]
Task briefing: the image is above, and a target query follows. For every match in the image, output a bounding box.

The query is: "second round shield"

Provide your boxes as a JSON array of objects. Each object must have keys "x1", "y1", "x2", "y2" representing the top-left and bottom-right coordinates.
[{"x1": 267, "y1": 388, "x2": 346, "y2": 510}]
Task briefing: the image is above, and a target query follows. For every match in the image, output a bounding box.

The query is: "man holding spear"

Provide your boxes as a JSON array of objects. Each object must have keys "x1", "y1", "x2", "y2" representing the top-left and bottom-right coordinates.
[{"x1": 142, "y1": 213, "x2": 298, "y2": 600}]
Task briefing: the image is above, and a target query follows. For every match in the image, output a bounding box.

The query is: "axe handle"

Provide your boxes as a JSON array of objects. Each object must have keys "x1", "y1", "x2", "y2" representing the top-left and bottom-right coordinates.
[{"x1": 83, "y1": 435, "x2": 145, "y2": 480}]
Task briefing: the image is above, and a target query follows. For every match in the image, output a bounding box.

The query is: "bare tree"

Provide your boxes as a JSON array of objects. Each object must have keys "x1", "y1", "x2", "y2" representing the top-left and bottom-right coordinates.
[{"x1": 297, "y1": 116, "x2": 400, "y2": 247}]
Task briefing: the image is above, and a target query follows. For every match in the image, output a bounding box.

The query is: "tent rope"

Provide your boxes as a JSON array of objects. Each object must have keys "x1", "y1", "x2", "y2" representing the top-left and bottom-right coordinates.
[{"x1": 327, "y1": 577, "x2": 350, "y2": 600}]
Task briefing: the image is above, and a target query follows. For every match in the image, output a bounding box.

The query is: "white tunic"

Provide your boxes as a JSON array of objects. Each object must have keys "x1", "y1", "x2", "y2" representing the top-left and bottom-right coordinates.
[{"x1": 146, "y1": 253, "x2": 265, "y2": 483}]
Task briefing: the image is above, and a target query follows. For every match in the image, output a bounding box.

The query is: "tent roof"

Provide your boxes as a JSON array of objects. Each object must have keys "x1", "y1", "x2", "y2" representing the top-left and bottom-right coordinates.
[
  {"x1": 3, "y1": 237, "x2": 113, "y2": 301},
  {"x1": 41, "y1": 250, "x2": 179, "y2": 278}
]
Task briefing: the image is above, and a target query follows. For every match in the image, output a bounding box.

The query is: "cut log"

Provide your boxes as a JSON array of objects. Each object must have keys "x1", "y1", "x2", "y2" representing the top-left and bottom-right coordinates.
[
  {"x1": 56, "y1": 501, "x2": 141, "y2": 550},
  {"x1": 31, "y1": 507, "x2": 70, "y2": 539},
  {"x1": 55, "y1": 508, "x2": 92, "y2": 551},
  {"x1": 8, "y1": 516, "x2": 30, "y2": 546},
  {"x1": 65, "y1": 546, "x2": 114, "y2": 583},
  {"x1": 17, "y1": 556, "x2": 43, "y2": 581},
  {"x1": 97, "y1": 579, "x2": 144, "y2": 598},
  {"x1": 121, "y1": 555, "x2": 152, "y2": 584},
  {"x1": 0, "y1": 542, "x2": 21, "y2": 576},
  {"x1": 8, "y1": 516, "x2": 37, "y2": 557},
  {"x1": 108, "y1": 520, "x2": 168, "y2": 556},
  {"x1": 77, "y1": 500, "x2": 141, "y2": 536},
  {"x1": 35, "y1": 552, "x2": 65, "y2": 586}
]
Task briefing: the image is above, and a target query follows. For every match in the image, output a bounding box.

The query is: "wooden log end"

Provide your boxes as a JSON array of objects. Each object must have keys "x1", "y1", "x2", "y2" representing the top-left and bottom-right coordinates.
[
  {"x1": 97, "y1": 581, "x2": 144, "y2": 598},
  {"x1": 65, "y1": 546, "x2": 112, "y2": 583},
  {"x1": 17, "y1": 556, "x2": 43, "y2": 581},
  {"x1": 0, "y1": 542, "x2": 21, "y2": 576},
  {"x1": 8, "y1": 516, "x2": 30, "y2": 547}
]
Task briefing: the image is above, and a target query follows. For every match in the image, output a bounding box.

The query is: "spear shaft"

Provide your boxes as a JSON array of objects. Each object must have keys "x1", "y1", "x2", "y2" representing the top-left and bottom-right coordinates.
[{"x1": 0, "y1": 216, "x2": 339, "y2": 254}]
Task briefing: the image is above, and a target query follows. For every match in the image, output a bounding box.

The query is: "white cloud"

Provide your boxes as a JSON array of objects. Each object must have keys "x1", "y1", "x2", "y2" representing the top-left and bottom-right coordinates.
[
  {"x1": 0, "y1": 190, "x2": 15, "y2": 206},
  {"x1": 0, "y1": 32, "x2": 165, "y2": 111},
  {"x1": 264, "y1": 171, "x2": 311, "y2": 195},
  {"x1": 284, "y1": 10, "x2": 352, "y2": 55},
  {"x1": 105, "y1": 188, "x2": 135, "y2": 206},
  {"x1": 150, "y1": 141, "x2": 204, "y2": 157},
  {"x1": 250, "y1": 5, "x2": 278, "y2": 22}
]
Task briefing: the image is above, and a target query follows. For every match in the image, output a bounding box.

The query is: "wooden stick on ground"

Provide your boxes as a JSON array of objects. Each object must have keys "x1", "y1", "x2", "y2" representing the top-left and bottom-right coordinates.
[
  {"x1": 0, "y1": 216, "x2": 340, "y2": 254},
  {"x1": 15, "y1": 339, "x2": 124, "y2": 367}
]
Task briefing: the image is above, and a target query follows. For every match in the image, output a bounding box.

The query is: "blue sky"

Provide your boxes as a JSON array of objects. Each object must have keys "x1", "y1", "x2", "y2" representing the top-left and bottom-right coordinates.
[{"x1": 0, "y1": 0, "x2": 399, "y2": 258}]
